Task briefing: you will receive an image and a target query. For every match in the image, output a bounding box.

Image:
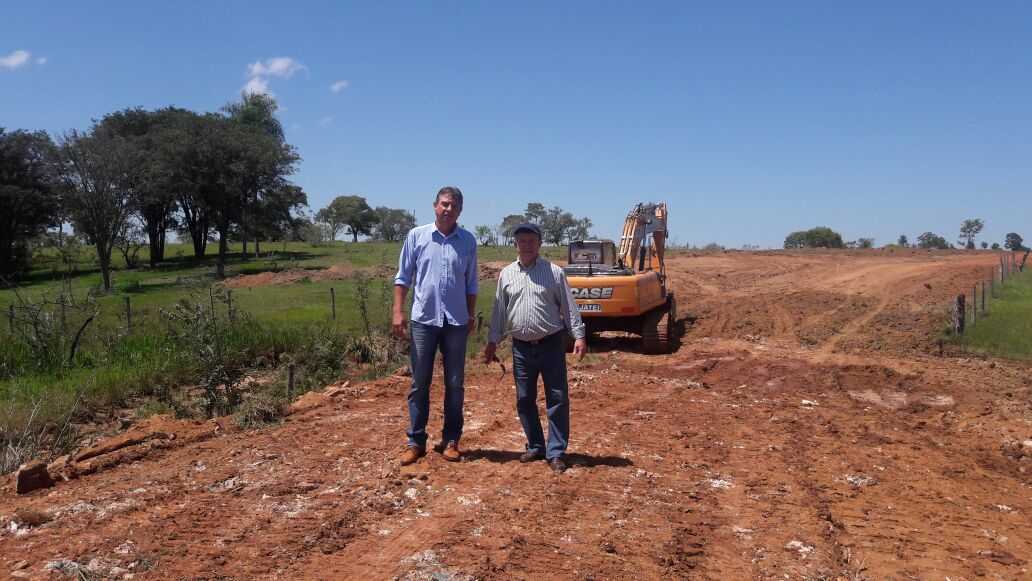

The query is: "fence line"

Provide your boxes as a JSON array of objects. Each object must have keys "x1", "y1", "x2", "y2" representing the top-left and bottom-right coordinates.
[{"x1": 953, "y1": 252, "x2": 1026, "y2": 335}]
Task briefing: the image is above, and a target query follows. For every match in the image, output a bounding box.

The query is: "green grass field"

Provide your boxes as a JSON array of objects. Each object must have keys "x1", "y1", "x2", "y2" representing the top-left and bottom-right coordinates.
[
  {"x1": 960, "y1": 268, "x2": 1032, "y2": 360},
  {"x1": 0, "y1": 239, "x2": 519, "y2": 469}
]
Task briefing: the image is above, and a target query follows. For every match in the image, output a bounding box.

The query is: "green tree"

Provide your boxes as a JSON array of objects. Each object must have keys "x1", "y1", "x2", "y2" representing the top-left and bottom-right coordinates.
[
  {"x1": 897, "y1": 234, "x2": 909, "y2": 247},
  {"x1": 0, "y1": 128, "x2": 59, "y2": 278},
  {"x1": 783, "y1": 227, "x2": 845, "y2": 249},
  {"x1": 1004, "y1": 232, "x2": 1025, "y2": 251},
  {"x1": 916, "y1": 231, "x2": 950, "y2": 250},
  {"x1": 55, "y1": 128, "x2": 145, "y2": 291},
  {"x1": 316, "y1": 195, "x2": 379, "y2": 242},
  {"x1": 473, "y1": 225, "x2": 494, "y2": 245},
  {"x1": 958, "y1": 218, "x2": 984, "y2": 249},
  {"x1": 153, "y1": 111, "x2": 299, "y2": 276},
  {"x1": 498, "y1": 214, "x2": 525, "y2": 244},
  {"x1": 540, "y1": 206, "x2": 593, "y2": 245},
  {"x1": 371, "y1": 207, "x2": 416, "y2": 242},
  {"x1": 857, "y1": 237, "x2": 875, "y2": 249},
  {"x1": 223, "y1": 93, "x2": 296, "y2": 256},
  {"x1": 524, "y1": 202, "x2": 547, "y2": 223},
  {"x1": 95, "y1": 107, "x2": 181, "y2": 267}
]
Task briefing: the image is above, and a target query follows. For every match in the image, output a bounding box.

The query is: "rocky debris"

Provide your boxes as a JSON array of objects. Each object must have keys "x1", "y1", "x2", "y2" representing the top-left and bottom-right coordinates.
[
  {"x1": 322, "y1": 380, "x2": 351, "y2": 398},
  {"x1": 784, "y1": 540, "x2": 815, "y2": 558},
  {"x1": 285, "y1": 391, "x2": 330, "y2": 415},
  {"x1": 843, "y1": 474, "x2": 878, "y2": 487},
  {"x1": 978, "y1": 550, "x2": 1025, "y2": 566},
  {"x1": 45, "y1": 558, "x2": 130, "y2": 579},
  {"x1": 74, "y1": 430, "x2": 171, "y2": 463},
  {"x1": 14, "y1": 461, "x2": 53, "y2": 495},
  {"x1": 12, "y1": 508, "x2": 52, "y2": 527}
]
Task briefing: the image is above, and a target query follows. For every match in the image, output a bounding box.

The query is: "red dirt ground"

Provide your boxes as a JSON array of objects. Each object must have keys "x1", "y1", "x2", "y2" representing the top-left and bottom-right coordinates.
[{"x1": 3, "y1": 249, "x2": 1030, "y2": 579}]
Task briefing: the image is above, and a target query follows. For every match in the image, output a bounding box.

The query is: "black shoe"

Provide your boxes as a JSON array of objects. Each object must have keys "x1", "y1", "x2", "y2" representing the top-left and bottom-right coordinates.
[
  {"x1": 519, "y1": 450, "x2": 545, "y2": 463},
  {"x1": 549, "y1": 457, "x2": 567, "y2": 472}
]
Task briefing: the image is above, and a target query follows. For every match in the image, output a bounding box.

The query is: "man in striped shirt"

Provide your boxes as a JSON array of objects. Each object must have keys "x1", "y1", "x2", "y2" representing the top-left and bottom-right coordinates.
[{"x1": 483, "y1": 222, "x2": 586, "y2": 472}]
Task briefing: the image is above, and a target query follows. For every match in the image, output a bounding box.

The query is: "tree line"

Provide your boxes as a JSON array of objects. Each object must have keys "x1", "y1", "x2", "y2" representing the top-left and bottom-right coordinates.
[
  {"x1": 784, "y1": 220, "x2": 1027, "y2": 251},
  {"x1": 473, "y1": 202, "x2": 593, "y2": 246},
  {"x1": 0, "y1": 94, "x2": 421, "y2": 288}
]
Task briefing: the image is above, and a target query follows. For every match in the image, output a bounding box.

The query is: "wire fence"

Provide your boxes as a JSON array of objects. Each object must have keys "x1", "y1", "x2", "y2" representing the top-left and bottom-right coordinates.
[{"x1": 950, "y1": 250, "x2": 1029, "y2": 334}]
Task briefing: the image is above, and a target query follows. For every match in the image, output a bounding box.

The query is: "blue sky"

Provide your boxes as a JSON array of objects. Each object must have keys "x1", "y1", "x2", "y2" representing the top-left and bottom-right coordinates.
[{"x1": 2, "y1": 1, "x2": 1030, "y2": 248}]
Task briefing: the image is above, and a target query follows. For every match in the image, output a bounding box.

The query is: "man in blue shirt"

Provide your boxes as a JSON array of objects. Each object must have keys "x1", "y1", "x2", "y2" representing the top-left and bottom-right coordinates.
[{"x1": 393, "y1": 186, "x2": 478, "y2": 465}]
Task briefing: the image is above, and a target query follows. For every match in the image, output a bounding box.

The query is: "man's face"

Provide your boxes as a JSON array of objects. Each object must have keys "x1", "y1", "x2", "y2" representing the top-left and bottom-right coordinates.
[
  {"x1": 433, "y1": 195, "x2": 462, "y2": 230},
  {"x1": 514, "y1": 232, "x2": 542, "y2": 261}
]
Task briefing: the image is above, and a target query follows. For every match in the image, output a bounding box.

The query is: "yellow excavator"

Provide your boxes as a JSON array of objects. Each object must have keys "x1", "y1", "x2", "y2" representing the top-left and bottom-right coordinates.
[{"x1": 563, "y1": 202, "x2": 675, "y2": 354}]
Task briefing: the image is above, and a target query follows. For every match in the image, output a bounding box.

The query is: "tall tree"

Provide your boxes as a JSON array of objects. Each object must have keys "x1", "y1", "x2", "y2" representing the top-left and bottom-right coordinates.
[
  {"x1": 540, "y1": 206, "x2": 593, "y2": 245},
  {"x1": 498, "y1": 214, "x2": 526, "y2": 244},
  {"x1": 1004, "y1": 232, "x2": 1025, "y2": 251},
  {"x1": 916, "y1": 231, "x2": 950, "y2": 250},
  {"x1": 524, "y1": 202, "x2": 547, "y2": 223},
  {"x1": 223, "y1": 93, "x2": 289, "y2": 255},
  {"x1": 0, "y1": 128, "x2": 59, "y2": 278},
  {"x1": 897, "y1": 234, "x2": 909, "y2": 247},
  {"x1": 95, "y1": 107, "x2": 179, "y2": 267},
  {"x1": 56, "y1": 129, "x2": 144, "y2": 291},
  {"x1": 317, "y1": 195, "x2": 379, "y2": 242},
  {"x1": 958, "y1": 218, "x2": 984, "y2": 249},
  {"x1": 473, "y1": 225, "x2": 494, "y2": 245},
  {"x1": 783, "y1": 227, "x2": 845, "y2": 249},
  {"x1": 371, "y1": 207, "x2": 416, "y2": 242}
]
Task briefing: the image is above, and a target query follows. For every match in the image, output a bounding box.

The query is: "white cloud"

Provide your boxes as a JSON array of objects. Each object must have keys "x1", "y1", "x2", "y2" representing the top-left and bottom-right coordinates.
[
  {"x1": 0, "y1": 49, "x2": 31, "y2": 70},
  {"x1": 242, "y1": 76, "x2": 271, "y2": 96},
  {"x1": 247, "y1": 57, "x2": 305, "y2": 79},
  {"x1": 330, "y1": 80, "x2": 349, "y2": 93},
  {"x1": 36, "y1": 56, "x2": 48, "y2": 65},
  {"x1": 316, "y1": 117, "x2": 333, "y2": 127}
]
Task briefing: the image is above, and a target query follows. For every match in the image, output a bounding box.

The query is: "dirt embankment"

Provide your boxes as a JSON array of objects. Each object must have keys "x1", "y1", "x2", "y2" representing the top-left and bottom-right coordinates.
[{"x1": 3, "y1": 250, "x2": 1030, "y2": 579}]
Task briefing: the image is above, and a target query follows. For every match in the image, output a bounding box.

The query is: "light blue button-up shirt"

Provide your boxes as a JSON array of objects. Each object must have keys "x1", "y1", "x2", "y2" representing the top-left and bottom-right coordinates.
[{"x1": 394, "y1": 222, "x2": 479, "y2": 327}]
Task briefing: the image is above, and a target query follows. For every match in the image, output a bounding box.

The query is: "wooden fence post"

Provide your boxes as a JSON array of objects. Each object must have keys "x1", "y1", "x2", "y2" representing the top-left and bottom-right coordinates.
[
  {"x1": 7, "y1": 304, "x2": 13, "y2": 333},
  {"x1": 60, "y1": 295, "x2": 67, "y2": 332},
  {"x1": 971, "y1": 285, "x2": 977, "y2": 325},
  {"x1": 124, "y1": 296, "x2": 131, "y2": 328},
  {"x1": 1000, "y1": 256, "x2": 1006, "y2": 281},
  {"x1": 981, "y1": 281, "x2": 986, "y2": 312},
  {"x1": 990, "y1": 267, "x2": 996, "y2": 299},
  {"x1": 330, "y1": 287, "x2": 336, "y2": 320},
  {"x1": 475, "y1": 311, "x2": 484, "y2": 332},
  {"x1": 954, "y1": 294, "x2": 965, "y2": 334}
]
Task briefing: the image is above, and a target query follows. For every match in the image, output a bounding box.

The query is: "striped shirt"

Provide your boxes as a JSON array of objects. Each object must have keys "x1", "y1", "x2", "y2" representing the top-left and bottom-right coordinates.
[
  {"x1": 394, "y1": 222, "x2": 479, "y2": 327},
  {"x1": 487, "y1": 256, "x2": 586, "y2": 343}
]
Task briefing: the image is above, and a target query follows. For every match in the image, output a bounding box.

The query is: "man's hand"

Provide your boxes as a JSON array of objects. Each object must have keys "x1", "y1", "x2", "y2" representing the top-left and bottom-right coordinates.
[
  {"x1": 392, "y1": 312, "x2": 408, "y2": 340},
  {"x1": 573, "y1": 338, "x2": 587, "y2": 361},
  {"x1": 467, "y1": 318, "x2": 476, "y2": 336},
  {"x1": 483, "y1": 342, "x2": 497, "y2": 365}
]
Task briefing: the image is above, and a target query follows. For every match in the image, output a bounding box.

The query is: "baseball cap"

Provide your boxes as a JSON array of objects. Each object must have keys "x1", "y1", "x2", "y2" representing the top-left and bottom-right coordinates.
[{"x1": 513, "y1": 222, "x2": 542, "y2": 238}]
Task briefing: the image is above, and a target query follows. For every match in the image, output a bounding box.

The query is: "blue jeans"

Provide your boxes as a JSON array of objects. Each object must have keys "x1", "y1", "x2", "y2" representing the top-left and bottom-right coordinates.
[
  {"x1": 407, "y1": 321, "x2": 467, "y2": 448},
  {"x1": 512, "y1": 331, "x2": 569, "y2": 460}
]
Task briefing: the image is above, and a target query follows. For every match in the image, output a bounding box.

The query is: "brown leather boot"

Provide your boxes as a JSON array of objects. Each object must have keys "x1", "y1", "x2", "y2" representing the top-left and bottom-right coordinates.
[
  {"x1": 400, "y1": 446, "x2": 425, "y2": 466},
  {"x1": 441, "y1": 441, "x2": 461, "y2": 462}
]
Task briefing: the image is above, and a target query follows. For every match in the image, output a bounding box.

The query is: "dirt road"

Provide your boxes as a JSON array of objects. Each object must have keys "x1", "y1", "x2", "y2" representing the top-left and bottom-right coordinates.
[{"x1": 3, "y1": 249, "x2": 1030, "y2": 579}]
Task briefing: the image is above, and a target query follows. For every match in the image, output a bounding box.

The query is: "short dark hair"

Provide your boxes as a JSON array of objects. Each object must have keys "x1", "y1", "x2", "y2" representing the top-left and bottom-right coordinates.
[{"x1": 435, "y1": 186, "x2": 463, "y2": 207}]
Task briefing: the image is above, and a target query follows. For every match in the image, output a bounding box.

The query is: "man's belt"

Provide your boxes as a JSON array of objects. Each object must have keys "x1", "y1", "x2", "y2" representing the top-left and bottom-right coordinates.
[{"x1": 512, "y1": 331, "x2": 561, "y2": 345}]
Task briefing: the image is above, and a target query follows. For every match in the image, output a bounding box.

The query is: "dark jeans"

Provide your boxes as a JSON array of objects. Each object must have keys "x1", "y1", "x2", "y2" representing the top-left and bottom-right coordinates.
[
  {"x1": 512, "y1": 331, "x2": 569, "y2": 460},
  {"x1": 407, "y1": 321, "x2": 467, "y2": 448}
]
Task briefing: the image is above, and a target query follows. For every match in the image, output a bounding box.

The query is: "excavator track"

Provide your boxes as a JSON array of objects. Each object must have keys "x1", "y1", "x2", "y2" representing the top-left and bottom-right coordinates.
[{"x1": 641, "y1": 294, "x2": 676, "y2": 354}]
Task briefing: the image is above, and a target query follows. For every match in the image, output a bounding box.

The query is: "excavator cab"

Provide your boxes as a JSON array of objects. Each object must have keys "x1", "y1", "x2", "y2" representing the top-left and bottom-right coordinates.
[
  {"x1": 563, "y1": 202, "x2": 676, "y2": 354},
  {"x1": 565, "y1": 240, "x2": 625, "y2": 276}
]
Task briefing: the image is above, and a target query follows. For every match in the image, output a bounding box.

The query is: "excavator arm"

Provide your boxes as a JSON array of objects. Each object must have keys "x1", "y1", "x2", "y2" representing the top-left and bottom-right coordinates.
[{"x1": 616, "y1": 202, "x2": 668, "y2": 279}]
